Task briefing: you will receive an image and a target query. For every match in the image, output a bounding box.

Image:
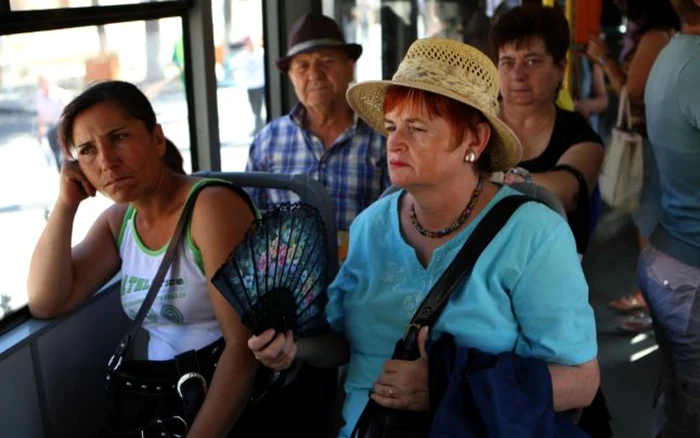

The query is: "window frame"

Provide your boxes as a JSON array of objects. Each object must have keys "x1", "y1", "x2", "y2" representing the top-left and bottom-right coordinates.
[
  {"x1": 0, "y1": 0, "x2": 321, "y2": 335},
  {"x1": 0, "y1": 1, "x2": 188, "y2": 34},
  {"x1": 0, "y1": 0, "x2": 198, "y2": 335},
  {"x1": 0, "y1": 307, "x2": 31, "y2": 337}
]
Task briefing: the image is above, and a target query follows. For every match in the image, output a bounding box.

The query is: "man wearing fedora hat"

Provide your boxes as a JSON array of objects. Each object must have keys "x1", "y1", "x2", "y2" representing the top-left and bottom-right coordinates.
[{"x1": 246, "y1": 13, "x2": 388, "y2": 249}]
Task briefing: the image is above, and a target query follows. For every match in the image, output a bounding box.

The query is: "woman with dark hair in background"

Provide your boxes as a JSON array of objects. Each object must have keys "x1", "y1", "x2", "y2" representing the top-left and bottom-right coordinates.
[
  {"x1": 26, "y1": 81, "x2": 259, "y2": 437},
  {"x1": 491, "y1": 5, "x2": 611, "y2": 436},
  {"x1": 587, "y1": 0, "x2": 681, "y2": 328},
  {"x1": 492, "y1": 4, "x2": 605, "y2": 256}
]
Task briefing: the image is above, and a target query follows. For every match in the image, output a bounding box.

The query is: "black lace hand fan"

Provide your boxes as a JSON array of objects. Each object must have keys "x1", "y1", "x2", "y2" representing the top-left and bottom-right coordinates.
[{"x1": 212, "y1": 202, "x2": 331, "y2": 339}]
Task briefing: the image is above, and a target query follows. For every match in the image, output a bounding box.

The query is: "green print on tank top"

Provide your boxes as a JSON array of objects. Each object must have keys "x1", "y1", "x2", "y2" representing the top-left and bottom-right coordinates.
[
  {"x1": 126, "y1": 308, "x2": 158, "y2": 324},
  {"x1": 160, "y1": 305, "x2": 185, "y2": 324},
  {"x1": 121, "y1": 274, "x2": 185, "y2": 295},
  {"x1": 121, "y1": 274, "x2": 187, "y2": 324}
]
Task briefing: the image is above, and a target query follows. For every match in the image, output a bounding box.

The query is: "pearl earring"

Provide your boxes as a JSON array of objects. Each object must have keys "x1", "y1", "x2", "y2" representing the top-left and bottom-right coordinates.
[{"x1": 465, "y1": 148, "x2": 477, "y2": 163}]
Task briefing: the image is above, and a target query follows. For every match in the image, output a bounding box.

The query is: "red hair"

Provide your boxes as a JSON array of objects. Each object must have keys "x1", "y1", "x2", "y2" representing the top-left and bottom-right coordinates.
[{"x1": 382, "y1": 86, "x2": 486, "y2": 147}]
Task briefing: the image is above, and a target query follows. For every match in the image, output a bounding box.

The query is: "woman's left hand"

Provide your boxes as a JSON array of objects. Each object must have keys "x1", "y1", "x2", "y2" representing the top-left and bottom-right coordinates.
[
  {"x1": 574, "y1": 99, "x2": 592, "y2": 118},
  {"x1": 586, "y1": 36, "x2": 610, "y2": 65},
  {"x1": 371, "y1": 326, "x2": 430, "y2": 412}
]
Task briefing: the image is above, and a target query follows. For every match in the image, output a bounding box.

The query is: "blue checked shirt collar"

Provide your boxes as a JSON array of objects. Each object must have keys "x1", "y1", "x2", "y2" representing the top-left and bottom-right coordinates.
[{"x1": 246, "y1": 103, "x2": 389, "y2": 231}]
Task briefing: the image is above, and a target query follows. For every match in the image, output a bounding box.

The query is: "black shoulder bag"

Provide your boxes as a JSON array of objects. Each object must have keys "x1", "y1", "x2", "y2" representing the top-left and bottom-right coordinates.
[
  {"x1": 101, "y1": 180, "x2": 234, "y2": 438},
  {"x1": 351, "y1": 195, "x2": 532, "y2": 438}
]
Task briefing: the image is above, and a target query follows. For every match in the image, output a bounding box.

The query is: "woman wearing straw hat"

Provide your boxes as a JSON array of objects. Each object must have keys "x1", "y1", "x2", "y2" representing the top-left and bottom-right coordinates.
[{"x1": 248, "y1": 38, "x2": 600, "y2": 436}]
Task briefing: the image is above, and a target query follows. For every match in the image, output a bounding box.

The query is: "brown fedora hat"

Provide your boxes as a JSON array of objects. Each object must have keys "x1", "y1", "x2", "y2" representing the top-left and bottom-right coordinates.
[{"x1": 275, "y1": 13, "x2": 363, "y2": 71}]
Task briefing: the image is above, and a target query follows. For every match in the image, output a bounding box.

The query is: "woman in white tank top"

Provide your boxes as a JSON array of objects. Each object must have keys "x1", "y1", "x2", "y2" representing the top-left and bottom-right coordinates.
[{"x1": 27, "y1": 81, "x2": 258, "y2": 437}]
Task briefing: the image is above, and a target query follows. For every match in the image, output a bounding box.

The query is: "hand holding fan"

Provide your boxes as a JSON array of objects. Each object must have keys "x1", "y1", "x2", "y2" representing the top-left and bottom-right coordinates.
[{"x1": 212, "y1": 202, "x2": 331, "y2": 339}]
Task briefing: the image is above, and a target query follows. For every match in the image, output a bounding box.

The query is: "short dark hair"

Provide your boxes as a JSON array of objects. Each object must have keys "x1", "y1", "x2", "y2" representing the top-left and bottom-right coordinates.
[
  {"x1": 671, "y1": 0, "x2": 700, "y2": 26},
  {"x1": 626, "y1": 0, "x2": 681, "y2": 33},
  {"x1": 58, "y1": 80, "x2": 185, "y2": 174},
  {"x1": 491, "y1": 4, "x2": 571, "y2": 65}
]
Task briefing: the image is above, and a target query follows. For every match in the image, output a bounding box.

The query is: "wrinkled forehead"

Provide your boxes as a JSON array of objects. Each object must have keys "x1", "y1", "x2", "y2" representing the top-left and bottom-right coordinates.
[
  {"x1": 290, "y1": 48, "x2": 350, "y2": 65},
  {"x1": 383, "y1": 97, "x2": 453, "y2": 128},
  {"x1": 384, "y1": 103, "x2": 432, "y2": 122},
  {"x1": 498, "y1": 36, "x2": 549, "y2": 58},
  {"x1": 71, "y1": 102, "x2": 134, "y2": 142}
]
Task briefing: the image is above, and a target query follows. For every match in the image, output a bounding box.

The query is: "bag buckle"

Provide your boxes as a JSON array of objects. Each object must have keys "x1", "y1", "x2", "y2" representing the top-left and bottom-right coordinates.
[
  {"x1": 106, "y1": 353, "x2": 123, "y2": 373},
  {"x1": 139, "y1": 416, "x2": 188, "y2": 438},
  {"x1": 106, "y1": 334, "x2": 130, "y2": 375},
  {"x1": 168, "y1": 416, "x2": 188, "y2": 438},
  {"x1": 105, "y1": 353, "x2": 123, "y2": 389},
  {"x1": 177, "y1": 372, "x2": 208, "y2": 399}
]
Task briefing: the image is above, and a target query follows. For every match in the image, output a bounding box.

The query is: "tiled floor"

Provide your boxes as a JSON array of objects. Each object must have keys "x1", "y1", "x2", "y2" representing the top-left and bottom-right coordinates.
[{"x1": 584, "y1": 209, "x2": 659, "y2": 438}]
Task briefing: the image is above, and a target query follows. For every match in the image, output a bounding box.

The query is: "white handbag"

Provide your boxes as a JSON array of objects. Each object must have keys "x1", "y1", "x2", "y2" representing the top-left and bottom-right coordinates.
[{"x1": 599, "y1": 87, "x2": 644, "y2": 213}]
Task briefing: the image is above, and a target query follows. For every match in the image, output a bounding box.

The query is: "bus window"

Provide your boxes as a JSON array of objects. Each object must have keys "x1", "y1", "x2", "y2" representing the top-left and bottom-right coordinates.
[
  {"x1": 215, "y1": 0, "x2": 266, "y2": 172},
  {"x1": 323, "y1": 0, "x2": 383, "y2": 81},
  {"x1": 10, "y1": 0, "x2": 172, "y2": 10},
  {"x1": 0, "y1": 17, "x2": 189, "y2": 322},
  {"x1": 324, "y1": 0, "x2": 518, "y2": 80}
]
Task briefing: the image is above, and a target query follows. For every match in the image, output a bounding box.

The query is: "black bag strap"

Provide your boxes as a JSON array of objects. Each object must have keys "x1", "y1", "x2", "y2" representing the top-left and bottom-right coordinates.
[
  {"x1": 400, "y1": 195, "x2": 532, "y2": 349},
  {"x1": 350, "y1": 195, "x2": 534, "y2": 438},
  {"x1": 552, "y1": 163, "x2": 590, "y2": 254},
  {"x1": 106, "y1": 180, "x2": 232, "y2": 376}
]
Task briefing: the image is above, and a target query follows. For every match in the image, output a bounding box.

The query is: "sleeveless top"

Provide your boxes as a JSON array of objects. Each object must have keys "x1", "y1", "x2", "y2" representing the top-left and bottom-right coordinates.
[
  {"x1": 520, "y1": 108, "x2": 603, "y2": 253},
  {"x1": 118, "y1": 179, "x2": 255, "y2": 360}
]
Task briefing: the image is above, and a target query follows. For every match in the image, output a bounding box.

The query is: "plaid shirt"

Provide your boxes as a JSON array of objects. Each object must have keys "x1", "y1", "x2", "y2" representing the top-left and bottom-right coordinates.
[{"x1": 245, "y1": 104, "x2": 389, "y2": 231}]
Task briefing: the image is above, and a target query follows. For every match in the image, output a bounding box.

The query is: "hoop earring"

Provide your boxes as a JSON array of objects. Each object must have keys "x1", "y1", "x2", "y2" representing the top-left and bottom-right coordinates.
[{"x1": 465, "y1": 148, "x2": 477, "y2": 163}]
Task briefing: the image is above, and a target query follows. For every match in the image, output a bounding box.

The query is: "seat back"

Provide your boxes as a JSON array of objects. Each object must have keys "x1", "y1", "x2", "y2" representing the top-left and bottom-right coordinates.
[
  {"x1": 195, "y1": 171, "x2": 341, "y2": 437},
  {"x1": 195, "y1": 171, "x2": 339, "y2": 276},
  {"x1": 507, "y1": 182, "x2": 567, "y2": 219}
]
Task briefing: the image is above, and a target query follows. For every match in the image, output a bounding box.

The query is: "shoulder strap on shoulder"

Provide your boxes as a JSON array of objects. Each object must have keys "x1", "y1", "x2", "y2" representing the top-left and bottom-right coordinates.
[
  {"x1": 200, "y1": 178, "x2": 260, "y2": 218},
  {"x1": 106, "y1": 180, "x2": 230, "y2": 376},
  {"x1": 409, "y1": 195, "x2": 532, "y2": 330}
]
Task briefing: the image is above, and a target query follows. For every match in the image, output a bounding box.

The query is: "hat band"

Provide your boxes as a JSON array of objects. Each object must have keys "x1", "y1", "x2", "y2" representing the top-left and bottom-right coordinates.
[
  {"x1": 391, "y1": 58, "x2": 499, "y2": 116},
  {"x1": 286, "y1": 38, "x2": 344, "y2": 58}
]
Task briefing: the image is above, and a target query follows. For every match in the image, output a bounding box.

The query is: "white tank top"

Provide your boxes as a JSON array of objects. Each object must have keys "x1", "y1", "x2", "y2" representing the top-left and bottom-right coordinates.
[{"x1": 118, "y1": 180, "x2": 221, "y2": 360}]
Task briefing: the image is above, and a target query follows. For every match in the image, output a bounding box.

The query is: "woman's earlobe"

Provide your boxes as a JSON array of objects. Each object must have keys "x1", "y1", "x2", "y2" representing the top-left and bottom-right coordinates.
[{"x1": 465, "y1": 148, "x2": 477, "y2": 163}]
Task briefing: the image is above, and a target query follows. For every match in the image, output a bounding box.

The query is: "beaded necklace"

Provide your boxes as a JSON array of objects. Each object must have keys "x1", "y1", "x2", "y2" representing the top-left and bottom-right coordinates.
[{"x1": 409, "y1": 178, "x2": 484, "y2": 239}]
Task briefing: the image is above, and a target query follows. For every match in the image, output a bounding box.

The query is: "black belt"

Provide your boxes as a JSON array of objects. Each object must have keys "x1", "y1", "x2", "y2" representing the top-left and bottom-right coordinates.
[
  {"x1": 104, "y1": 338, "x2": 225, "y2": 438},
  {"x1": 105, "y1": 416, "x2": 189, "y2": 438},
  {"x1": 112, "y1": 338, "x2": 223, "y2": 396}
]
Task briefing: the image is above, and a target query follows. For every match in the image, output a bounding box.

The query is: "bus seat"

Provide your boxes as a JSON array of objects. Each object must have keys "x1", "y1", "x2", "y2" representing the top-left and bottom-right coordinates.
[
  {"x1": 508, "y1": 182, "x2": 567, "y2": 219},
  {"x1": 195, "y1": 171, "x2": 340, "y2": 437},
  {"x1": 195, "y1": 171, "x2": 339, "y2": 277}
]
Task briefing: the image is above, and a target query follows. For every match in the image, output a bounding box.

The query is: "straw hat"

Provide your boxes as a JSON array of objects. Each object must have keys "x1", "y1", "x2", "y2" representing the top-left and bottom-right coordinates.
[{"x1": 346, "y1": 38, "x2": 521, "y2": 172}]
